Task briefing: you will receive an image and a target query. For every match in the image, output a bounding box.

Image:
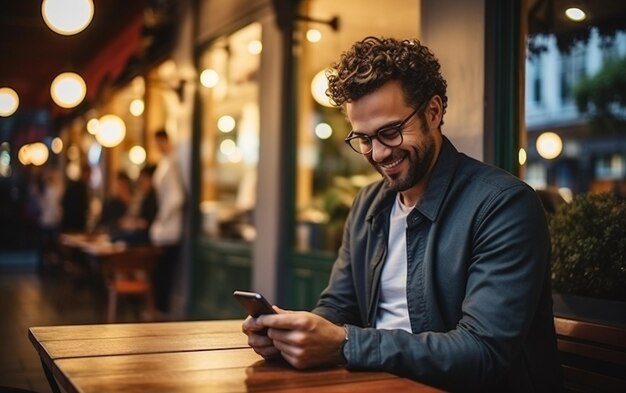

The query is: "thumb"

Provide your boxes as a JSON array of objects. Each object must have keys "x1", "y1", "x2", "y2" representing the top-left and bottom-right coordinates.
[{"x1": 272, "y1": 305, "x2": 292, "y2": 314}]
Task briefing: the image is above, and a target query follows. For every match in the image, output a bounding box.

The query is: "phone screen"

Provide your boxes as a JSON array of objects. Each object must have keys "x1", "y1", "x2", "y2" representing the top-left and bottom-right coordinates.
[{"x1": 233, "y1": 290, "x2": 276, "y2": 317}]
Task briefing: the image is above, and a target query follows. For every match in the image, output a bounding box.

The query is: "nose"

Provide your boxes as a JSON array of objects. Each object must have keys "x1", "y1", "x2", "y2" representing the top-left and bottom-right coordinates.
[{"x1": 370, "y1": 138, "x2": 392, "y2": 163}]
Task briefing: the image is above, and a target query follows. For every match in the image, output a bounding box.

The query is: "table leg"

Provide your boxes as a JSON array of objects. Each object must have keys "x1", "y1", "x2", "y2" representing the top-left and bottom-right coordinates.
[{"x1": 40, "y1": 358, "x2": 62, "y2": 393}]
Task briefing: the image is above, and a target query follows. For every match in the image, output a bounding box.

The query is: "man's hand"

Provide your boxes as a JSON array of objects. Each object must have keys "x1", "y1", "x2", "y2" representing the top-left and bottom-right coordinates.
[
  {"x1": 242, "y1": 308, "x2": 282, "y2": 359},
  {"x1": 244, "y1": 307, "x2": 346, "y2": 369}
]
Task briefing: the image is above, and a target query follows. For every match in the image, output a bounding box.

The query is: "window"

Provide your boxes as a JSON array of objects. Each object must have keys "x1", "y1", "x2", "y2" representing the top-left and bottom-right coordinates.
[
  {"x1": 525, "y1": 24, "x2": 626, "y2": 197},
  {"x1": 292, "y1": 0, "x2": 419, "y2": 254},
  {"x1": 559, "y1": 45, "x2": 586, "y2": 104},
  {"x1": 198, "y1": 23, "x2": 261, "y2": 242}
]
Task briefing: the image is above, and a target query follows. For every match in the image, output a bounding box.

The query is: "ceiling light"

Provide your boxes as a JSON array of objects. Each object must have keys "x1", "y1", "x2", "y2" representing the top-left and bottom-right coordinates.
[
  {"x1": 200, "y1": 69, "x2": 219, "y2": 88},
  {"x1": 50, "y1": 72, "x2": 87, "y2": 108},
  {"x1": 128, "y1": 145, "x2": 146, "y2": 165},
  {"x1": 86, "y1": 118, "x2": 99, "y2": 134},
  {"x1": 18, "y1": 145, "x2": 32, "y2": 166},
  {"x1": 314, "y1": 123, "x2": 332, "y2": 139},
  {"x1": 129, "y1": 99, "x2": 144, "y2": 117},
  {"x1": 28, "y1": 142, "x2": 50, "y2": 166},
  {"x1": 0, "y1": 87, "x2": 19, "y2": 117},
  {"x1": 306, "y1": 29, "x2": 322, "y2": 43},
  {"x1": 51, "y1": 137, "x2": 63, "y2": 154},
  {"x1": 536, "y1": 132, "x2": 563, "y2": 160},
  {"x1": 565, "y1": 7, "x2": 586, "y2": 22},
  {"x1": 311, "y1": 69, "x2": 333, "y2": 107},
  {"x1": 217, "y1": 115, "x2": 236, "y2": 133},
  {"x1": 42, "y1": 0, "x2": 94, "y2": 35},
  {"x1": 95, "y1": 114, "x2": 126, "y2": 148}
]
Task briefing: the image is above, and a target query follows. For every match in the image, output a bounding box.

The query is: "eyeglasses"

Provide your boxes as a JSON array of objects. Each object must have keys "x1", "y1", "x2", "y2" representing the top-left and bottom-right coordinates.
[{"x1": 344, "y1": 106, "x2": 420, "y2": 155}]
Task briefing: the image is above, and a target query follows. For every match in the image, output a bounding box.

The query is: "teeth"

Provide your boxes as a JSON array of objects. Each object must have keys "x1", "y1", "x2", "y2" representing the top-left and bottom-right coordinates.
[{"x1": 380, "y1": 157, "x2": 403, "y2": 169}]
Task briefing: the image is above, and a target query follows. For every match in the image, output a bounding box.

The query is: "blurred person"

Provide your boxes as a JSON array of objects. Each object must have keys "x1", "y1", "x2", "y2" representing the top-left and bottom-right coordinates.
[
  {"x1": 97, "y1": 171, "x2": 133, "y2": 235},
  {"x1": 242, "y1": 37, "x2": 561, "y2": 392},
  {"x1": 61, "y1": 164, "x2": 91, "y2": 232},
  {"x1": 150, "y1": 130, "x2": 186, "y2": 316},
  {"x1": 115, "y1": 164, "x2": 158, "y2": 244},
  {"x1": 37, "y1": 168, "x2": 64, "y2": 268}
]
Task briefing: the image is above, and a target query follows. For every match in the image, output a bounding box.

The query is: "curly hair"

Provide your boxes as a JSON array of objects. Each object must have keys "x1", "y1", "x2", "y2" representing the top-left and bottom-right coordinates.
[{"x1": 326, "y1": 36, "x2": 447, "y2": 123}]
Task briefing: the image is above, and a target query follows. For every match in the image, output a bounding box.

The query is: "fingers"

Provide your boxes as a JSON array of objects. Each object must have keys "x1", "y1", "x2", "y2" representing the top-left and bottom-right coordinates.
[
  {"x1": 245, "y1": 319, "x2": 280, "y2": 358},
  {"x1": 257, "y1": 311, "x2": 309, "y2": 330},
  {"x1": 252, "y1": 343, "x2": 281, "y2": 358},
  {"x1": 242, "y1": 315, "x2": 265, "y2": 335}
]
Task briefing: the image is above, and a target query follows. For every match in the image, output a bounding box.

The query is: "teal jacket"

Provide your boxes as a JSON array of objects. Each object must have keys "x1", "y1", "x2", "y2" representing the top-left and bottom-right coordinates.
[{"x1": 313, "y1": 137, "x2": 562, "y2": 392}]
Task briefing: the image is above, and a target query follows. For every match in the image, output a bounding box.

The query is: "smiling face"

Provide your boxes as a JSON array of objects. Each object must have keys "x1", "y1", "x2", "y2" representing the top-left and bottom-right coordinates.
[{"x1": 346, "y1": 80, "x2": 444, "y2": 206}]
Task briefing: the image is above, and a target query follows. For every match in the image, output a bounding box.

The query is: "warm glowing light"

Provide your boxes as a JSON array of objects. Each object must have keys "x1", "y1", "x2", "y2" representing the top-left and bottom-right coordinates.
[
  {"x1": 51, "y1": 137, "x2": 63, "y2": 154},
  {"x1": 247, "y1": 40, "x2": 263, "y2": 55},
  {"x1": 66, "y1": 161, "x2": 80, "y2": 180},
  {"x1": 219, "y1": 139, "x2": 237, "y2": 155},
  {"x1": 29, "y1": 142, "x2": 49, "y2": 166},
  {"x1": 200, "y1": 69, "x2": 219, "y2": 88},
  {"x1": 518, "y1": 148, "x2": 527, "y2": 166},
  {"x1": 17, "y1": 142, "x2": 49, "y2": 166},
  {"x1": 67, "y1": 144, "x2": 80, "y2": 161},
  {"x1": 306, "y1": 29, "x2": 322, "y2": 43},
  {"x1": 0, "y1": 87, "x2": 19, "y2": 117},
  {"x1": 50, "y1": 72, "x2": 86, "y2": 108},
  {"x1": 42, "y1": 0, "x2": 94, "y2": 35},
  {"x1": 315, "y1": 123, "x2": 332, "y2": 139},
  {"x1": 311, "y1": 69, "x2": 333, "y2": 107},
  {"x1": 128, "y1": 145, "x2": 146, "y2": 165},
  {"x1": 87, "y1": 118, "x2": 99, "y2": 134},
  {"x1": 565, "y1": 7, "x2": 586, "y2": 22},
  {"x1": 18, "y1": 145, "x2": 31, "y2": 165},
  {"x1": 536, "y1": 132, "x2": 563, "y2": 160},
  {"x1": 129, "y1": 99, "x2": 144, "y2": 116},
  {"x1": 217, "y1": 115, "x2": 236, "y2": 133},
  {"x1": 95, "y1": 114, "x2": 126, "y2": 147}
]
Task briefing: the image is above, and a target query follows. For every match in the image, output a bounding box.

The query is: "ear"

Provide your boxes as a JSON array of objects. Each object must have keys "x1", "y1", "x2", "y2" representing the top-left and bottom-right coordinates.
[{"x1": 425, "y1": 95, "x2": 443, "y2": 130}]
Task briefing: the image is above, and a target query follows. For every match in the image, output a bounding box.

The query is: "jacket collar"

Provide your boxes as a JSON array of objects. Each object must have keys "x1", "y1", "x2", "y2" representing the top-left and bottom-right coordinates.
[
  {"x1": 367, "y1": 135, "x2": 459, "y2": 224},
  {"x1": 414, "y1": 136, "x2": 458, "y2": 222}
]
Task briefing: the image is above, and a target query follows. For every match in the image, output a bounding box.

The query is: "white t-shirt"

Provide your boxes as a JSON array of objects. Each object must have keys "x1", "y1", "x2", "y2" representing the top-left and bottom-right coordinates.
[{"x1": 375, "y1": 193, "x2": 413, "y2": 332}]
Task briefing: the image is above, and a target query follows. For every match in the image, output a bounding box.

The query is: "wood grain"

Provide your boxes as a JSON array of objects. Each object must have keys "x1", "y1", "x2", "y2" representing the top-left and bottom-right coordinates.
[{"x1": 29, "y1": 319, "x2": 445, "y2": 393}]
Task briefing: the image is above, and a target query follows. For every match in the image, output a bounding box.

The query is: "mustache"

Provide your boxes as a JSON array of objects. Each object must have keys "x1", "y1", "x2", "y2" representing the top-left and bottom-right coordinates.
[{"x1": 375, "y1": 150, "x2": 406, "y2": 166}]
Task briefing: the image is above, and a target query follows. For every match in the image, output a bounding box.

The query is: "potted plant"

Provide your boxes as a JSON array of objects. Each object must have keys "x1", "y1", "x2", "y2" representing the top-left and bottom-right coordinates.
[{"x1": 548, "y1": 191, "x2": 626, "y2": 324}]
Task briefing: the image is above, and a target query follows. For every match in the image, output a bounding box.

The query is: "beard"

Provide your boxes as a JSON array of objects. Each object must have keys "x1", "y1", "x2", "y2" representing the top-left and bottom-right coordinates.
[{"x1": 370, "y1": 133, "x2": 436, "y2": 192}]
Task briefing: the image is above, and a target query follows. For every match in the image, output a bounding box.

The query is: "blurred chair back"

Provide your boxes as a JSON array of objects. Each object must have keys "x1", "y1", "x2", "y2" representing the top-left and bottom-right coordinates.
[{"x1": 100, "y1": 245, "x2": 161, "y2": 323}]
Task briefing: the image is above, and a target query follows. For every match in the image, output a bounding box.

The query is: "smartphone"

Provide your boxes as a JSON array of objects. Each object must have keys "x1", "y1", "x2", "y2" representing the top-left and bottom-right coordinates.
[{"x1": 233, "y1": 290, "x2": 277, "y2": 317}]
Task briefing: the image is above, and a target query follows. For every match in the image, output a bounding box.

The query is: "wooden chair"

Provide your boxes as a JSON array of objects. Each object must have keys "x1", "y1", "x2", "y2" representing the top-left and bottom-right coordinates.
[
  {"x1": 100, "y1": 245, "x2": 161, "y2": 323},
  {"x1": 554, "y1": 316, "x2": 626, "y2": 393}
]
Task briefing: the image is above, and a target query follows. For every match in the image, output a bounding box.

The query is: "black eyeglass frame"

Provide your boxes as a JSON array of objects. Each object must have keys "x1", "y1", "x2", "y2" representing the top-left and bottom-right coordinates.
[{"x1": 343, "y1": 101, "x2": 426, "y2": 155}]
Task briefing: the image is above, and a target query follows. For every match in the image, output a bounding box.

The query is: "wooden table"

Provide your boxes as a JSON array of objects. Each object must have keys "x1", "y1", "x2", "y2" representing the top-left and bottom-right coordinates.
[
  {"x1": 59, "y1": 232, "x2": 127, "y2": 257},
  {"x1": 29, "y1": 319, "x2": 444, "y2": 392}
]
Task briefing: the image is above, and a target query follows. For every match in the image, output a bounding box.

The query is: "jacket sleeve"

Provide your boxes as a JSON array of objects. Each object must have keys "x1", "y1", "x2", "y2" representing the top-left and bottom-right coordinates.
[
  {"x1": 312, "y1": 201, "x2": 364, "y2": 327},
  {"x1": 333, "y1": 184, "x2": 552, "y2": 391}
]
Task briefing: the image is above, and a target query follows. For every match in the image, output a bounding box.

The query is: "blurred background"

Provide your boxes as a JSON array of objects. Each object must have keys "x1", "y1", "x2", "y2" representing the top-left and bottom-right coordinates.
[{"x1": 0, "y1": 0, "x2": 625, "y2": 391}]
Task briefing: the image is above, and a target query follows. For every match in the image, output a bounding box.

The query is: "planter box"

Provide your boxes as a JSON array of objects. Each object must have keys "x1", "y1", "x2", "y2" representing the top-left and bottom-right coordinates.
[{"x1": 552, "y1": 292, "x2": 626, "y2": 328}]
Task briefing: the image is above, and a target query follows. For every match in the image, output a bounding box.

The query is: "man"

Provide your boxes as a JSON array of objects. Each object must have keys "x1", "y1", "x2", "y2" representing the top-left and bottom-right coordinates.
[
  {"x1": 61, "y1": 163, "x2": 91, "y2": 232},
  {"x1": 242, "y1": 36, "x2": 561, "y2": 391},
  {"x1": 116, "y1": 164, "x2": 158, "y2": 245},
  {"x1": 97, "y1": 171, "x2": 133, "y2": 234},
  {"x1": 150, "y1": 130, "x2": 186, "y2": 316}
]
